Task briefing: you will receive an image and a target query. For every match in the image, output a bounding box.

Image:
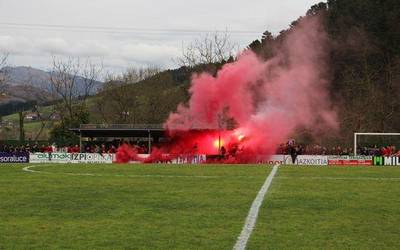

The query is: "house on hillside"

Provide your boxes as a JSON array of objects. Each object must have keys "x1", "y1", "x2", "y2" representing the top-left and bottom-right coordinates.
[
  {"x1": 50, "y1": 113, "x2": 61, "y2": 121},
  {"x1": 25, "y1": 112, "x2": 38, "y2": 121}
]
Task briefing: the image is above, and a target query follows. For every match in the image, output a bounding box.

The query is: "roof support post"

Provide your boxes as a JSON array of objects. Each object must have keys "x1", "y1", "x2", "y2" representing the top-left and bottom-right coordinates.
[
  {"x1": 79, "y1": 130, "x2": 82, "y2": 153},
  {"x1": 148, "y1": 130, "x2": 151, "y2": 154}
]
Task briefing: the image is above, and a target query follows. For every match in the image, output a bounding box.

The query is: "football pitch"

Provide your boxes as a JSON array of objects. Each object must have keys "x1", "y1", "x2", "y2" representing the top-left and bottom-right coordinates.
[{"x1": 1, "y1": 164, "x2": 400, "y2": 249}]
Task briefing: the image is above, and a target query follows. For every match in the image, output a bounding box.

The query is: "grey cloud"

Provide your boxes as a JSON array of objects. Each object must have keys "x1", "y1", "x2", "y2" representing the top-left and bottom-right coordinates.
[{"x1": 0, "y1": 0, "x2": 324, "y2": 73}]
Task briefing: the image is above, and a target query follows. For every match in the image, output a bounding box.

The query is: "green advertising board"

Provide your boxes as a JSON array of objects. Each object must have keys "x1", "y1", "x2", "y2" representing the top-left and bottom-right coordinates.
[{"x1": 373, "y1": 156, "x2": 400, "y2": 166}]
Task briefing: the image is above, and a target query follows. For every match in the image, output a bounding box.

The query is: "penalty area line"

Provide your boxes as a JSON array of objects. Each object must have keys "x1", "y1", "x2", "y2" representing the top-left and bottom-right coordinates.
[{"x1": 233, "y1": 164, "x2": 280, "y2": 250}]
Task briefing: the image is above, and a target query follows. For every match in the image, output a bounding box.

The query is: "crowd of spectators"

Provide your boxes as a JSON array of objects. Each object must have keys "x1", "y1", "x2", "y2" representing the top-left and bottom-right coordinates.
[
  {"x1": 80, "y1": 141, "x2": 149, "y2": 154},
  {"x1": 79, "y1": 142, "x2": 146, "y2": 154},
  {"x1": 0, "y1": 143, "x2": 53, "y2": 153},
  {"x1": 0, "y1": 141, "x2": 399, "y2": 156},
  {"x1": 358, "y1": 145, "x2": 400, "y2": 156},
  {"x1": 0, "y1": 140, "x2": 150, "y2": 154},
  {"x1": 276, "y1": 143, "x2": 400, "y2": 156}
]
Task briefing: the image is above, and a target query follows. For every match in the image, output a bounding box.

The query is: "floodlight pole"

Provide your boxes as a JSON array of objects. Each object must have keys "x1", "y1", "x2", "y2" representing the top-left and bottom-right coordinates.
[
  {"x1": 148, "y1": 130, "x2": 151, "y2": 154},
  {"x1": 79, "y1": 130, "x2": 82, "y2": 153}
]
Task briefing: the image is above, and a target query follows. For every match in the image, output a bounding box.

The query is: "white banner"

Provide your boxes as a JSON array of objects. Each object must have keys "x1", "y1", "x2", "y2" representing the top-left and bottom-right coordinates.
[
  {"x1": 262, "y1": 155, "x2": 285, "y2": 165},
  {"x1": 29, "y1": 153, "x2": 115, "y2": 164},
  {"x1": 284, "y1": 155, "x2": 328, "y2": 166}
]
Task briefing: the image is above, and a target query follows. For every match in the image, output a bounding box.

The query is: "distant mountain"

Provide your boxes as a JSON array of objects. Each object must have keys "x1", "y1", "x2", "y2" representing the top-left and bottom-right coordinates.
[
  {"x1": 4, "y1": 66, "x2": 54, "y2": 91},
  {"x1": 0, "y1": 66, "x2": 103, "y2": 115},
  {"x1": 3, "y1": 66, "x2": 104, "y2": 94}
]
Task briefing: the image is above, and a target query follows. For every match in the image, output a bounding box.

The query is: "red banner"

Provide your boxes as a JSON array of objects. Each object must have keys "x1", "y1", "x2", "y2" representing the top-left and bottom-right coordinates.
[{"x1": 328, "y1": 159, "x2": 372, "y2": 166}]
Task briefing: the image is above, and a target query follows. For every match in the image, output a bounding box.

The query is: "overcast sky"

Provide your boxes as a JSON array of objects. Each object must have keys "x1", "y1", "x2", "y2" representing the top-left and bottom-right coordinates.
[{"x1": 0, "y1": 0, "x2": 322, "y2": 74}]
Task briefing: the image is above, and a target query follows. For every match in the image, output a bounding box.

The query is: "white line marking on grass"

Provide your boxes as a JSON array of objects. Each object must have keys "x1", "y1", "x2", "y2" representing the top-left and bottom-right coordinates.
[
  {"x1": 233, "y1": 164, "x2": 280, "y2": 250},
  {"x1": 22, "y1": 165, "x2": 45, "y2": 173}
]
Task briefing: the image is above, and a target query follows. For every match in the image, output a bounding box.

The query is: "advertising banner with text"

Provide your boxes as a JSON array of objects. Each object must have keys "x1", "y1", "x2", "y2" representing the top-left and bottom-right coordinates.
[
  {"x1": 0, "y1": 152, "x2": 29, "y2": 163},
  {"x1": 373, "y1": 156, "x2": 400, "y2": 166},
  {"x1": 284, "y1": 155, "x2": 328, "y2": 166},
  {"x1": 29, "y1": 153, "x2": 115, "y2": 164},
  {"x1": 328, "y1": 155, "x2": 372, "y2": 166}
]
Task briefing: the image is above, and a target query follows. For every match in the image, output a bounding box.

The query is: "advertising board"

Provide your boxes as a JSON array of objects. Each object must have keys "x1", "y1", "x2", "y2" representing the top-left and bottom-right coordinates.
[
  {"x1": 129, "y1": 154, "x2": 207, "y2": 164},
  {"x1": 328, "y1": 155, "x2": 372, "y2": 166},
  {"x1": 373, "y1": 156, "x2": 400, "y2": 166},
  {"x1": 0, "y1": 152, "x2": 29, "y2": 163},
  {"x1": 29, "y1": 153, "x2": 115, "y2": 164},
  {"x1": 285, "y1": 155, "x2": 328, "y2": 166},
  {"x1": 170, "y1": 154, "x2": 207, "y2": 164}
]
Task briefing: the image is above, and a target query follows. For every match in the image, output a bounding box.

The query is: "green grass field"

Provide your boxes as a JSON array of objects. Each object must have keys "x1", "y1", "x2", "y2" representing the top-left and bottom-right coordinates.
[{"x1": 1, "y1": 164, "x2": 400, "y2": 249}]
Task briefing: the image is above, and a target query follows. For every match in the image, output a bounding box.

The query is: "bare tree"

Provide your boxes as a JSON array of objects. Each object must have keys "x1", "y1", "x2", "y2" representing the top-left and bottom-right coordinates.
[
  {"x1": 31, "y1": 105, "x2": 57, "y2": 141},
  {"x1": 97, "y1": 81, "x2": 135, "y2": 123},
  {"x1": 93, "y1": 65, "x2": 161, "y2": 124},
  {"x1": 175, "y1": 31, "x2": 238, "y2": 67},
  {"x1": 119, "y1": 65, "x2": 161, "y2": 83},
  {"x1": 49, "y1": 56, "x2": 103, "y2": 123},
  {"x1": 0, "y1": 52, "x2": 9, "y2": 92}
]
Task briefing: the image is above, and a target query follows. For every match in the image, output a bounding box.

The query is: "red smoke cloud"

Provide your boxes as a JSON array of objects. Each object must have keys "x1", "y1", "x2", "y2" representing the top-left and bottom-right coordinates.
[
  {"x1": 166, "y1": 16, "x2": 337, "y2": 158},
  {"x1": 116, "y1": 16, "x2": 338, "y2": 164}
]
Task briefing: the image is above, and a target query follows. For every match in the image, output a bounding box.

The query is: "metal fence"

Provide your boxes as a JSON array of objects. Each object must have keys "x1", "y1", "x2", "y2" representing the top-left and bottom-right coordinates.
[{"x1": 80, "y1": 124, "x2": 164, "y2": 130}]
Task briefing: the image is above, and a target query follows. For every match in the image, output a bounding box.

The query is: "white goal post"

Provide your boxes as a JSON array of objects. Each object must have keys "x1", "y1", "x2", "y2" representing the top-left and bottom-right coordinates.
[{"x1": 354, "y1": 132, "x2": 400, "y2": 156}]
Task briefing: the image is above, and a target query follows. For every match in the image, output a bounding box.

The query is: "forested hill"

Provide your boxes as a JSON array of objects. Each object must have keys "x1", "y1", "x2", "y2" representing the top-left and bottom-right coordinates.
[
  {"x1": 246, "y1": 0, "x2": 400, "y2": 143},
  {"x1": 321, "y1": 0, "x2": 399, "y2": 138}
]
